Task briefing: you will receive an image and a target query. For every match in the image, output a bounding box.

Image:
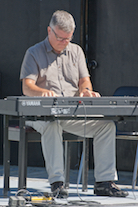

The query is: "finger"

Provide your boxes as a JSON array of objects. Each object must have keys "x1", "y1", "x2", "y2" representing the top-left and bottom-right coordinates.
[
  {"x1": 95, "y1": 93, "x2": 100, "y2": 97},
  {"x1": 48, "y1": 92, "x2": 52, "y2": 97},
  {"x1": 96, "y1": 92, "x2": 101, "y2": 97},
  {"x1": 42, "y1": 92, "x2": 47, "y2": 97},
  {"x1": 92, "y1": 92, "x2": 97, "y2": 97},
  {"x1": 51, "y1": 91, "x2": 59, "y2": 97},
  {"x1": 79, "y1": 92, "x2": 83, "y2": 97}
]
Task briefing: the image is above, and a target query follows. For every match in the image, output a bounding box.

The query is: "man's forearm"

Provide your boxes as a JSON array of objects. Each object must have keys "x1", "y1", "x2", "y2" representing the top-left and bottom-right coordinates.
[
  {"x1": 79, "y1": 77, "x2": 93, "y2": 94},
  {"x1": 23, "y1": 83, "x2": 47, "y2": 97},
  {"x1": 22, "y1": 79, "x2": 58, "y2": 97}
]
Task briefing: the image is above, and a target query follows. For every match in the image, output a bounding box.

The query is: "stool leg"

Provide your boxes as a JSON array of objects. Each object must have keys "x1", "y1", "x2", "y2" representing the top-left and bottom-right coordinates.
[
  {"x1": 132, "y1": 143, "x2": 138, "y2": 189},
  {"x1": 3, "y1": 115, "x2": 10, "y2": 197},
  {"x1": 64, "y1": 141, "x2": 70, "y2": 189},
  {"x1": 18, "y1": 116, "x2": 27, "y2": 190}
]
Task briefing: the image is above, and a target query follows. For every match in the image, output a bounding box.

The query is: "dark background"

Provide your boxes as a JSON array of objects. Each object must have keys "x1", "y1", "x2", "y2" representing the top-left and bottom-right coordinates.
[{"x1": 0, "y1": 0, "x2": 138, "y2": 172}]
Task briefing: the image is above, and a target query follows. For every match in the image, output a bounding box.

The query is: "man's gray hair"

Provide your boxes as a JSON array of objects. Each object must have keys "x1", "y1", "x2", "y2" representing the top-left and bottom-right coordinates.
[{"x1": 49, "y1": 10, "x2": 76, "y2": 33}]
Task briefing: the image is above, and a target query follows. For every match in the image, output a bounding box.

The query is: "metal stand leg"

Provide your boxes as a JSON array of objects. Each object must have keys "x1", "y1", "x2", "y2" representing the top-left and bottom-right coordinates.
[
  {"x1": 132, "y1": 143, "x2": 138, "y2": 189},
  {"x1": 18, "y1": 116, "x2": 27, "y2": 190},
  {"x1": 77, "y1": 138, "x2": 89, "y2": 192},
  {"x1": 77, "y1": 151, "x2": 83, "y2": 185},
  {"x1": 3, "y1": 115, "x2": 10, "y2": 197},
  {"x1": 64, "y1": 141, "x2": 70, "y2": 189},
  {"x1": 82, "y1": 138, "x2": 89, "y2": 191}
]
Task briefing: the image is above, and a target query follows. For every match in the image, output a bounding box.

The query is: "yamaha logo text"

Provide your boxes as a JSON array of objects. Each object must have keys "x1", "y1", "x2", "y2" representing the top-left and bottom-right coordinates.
[{"x1": 21, "y1": 100, "x2": 41, "y2": 106}]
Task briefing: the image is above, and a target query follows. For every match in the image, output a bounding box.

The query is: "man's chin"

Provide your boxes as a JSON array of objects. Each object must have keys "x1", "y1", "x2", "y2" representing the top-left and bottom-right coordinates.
[{"x1": 58, "y1": 44, "x2": 67, "y2": 50}]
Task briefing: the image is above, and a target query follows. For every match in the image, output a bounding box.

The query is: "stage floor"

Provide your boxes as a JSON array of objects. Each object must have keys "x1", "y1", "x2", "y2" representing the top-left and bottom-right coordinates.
[{"x1": 0, "y1": 165, "x2": 138, "y2": 206}]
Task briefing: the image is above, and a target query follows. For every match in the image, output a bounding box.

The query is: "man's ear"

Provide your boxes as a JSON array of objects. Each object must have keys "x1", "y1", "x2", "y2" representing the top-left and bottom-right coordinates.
[{"x1": 47, "y1": 26, "x2": 51, "y2": 35}]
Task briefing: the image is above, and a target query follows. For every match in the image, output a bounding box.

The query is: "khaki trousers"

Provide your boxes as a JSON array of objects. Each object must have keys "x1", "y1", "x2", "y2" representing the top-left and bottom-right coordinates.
[{"x1": 26, "y1": 119, "x2": 118, "y2": 184}]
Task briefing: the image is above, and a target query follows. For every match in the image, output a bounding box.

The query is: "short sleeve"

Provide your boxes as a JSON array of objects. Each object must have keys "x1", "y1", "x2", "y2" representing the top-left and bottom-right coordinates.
[
  {"x1": 20, "y1": 49, "x2": 39, "y2": 81},
  {"x1": 76, "y1": 45, "x2": 90, "y2": 79}
]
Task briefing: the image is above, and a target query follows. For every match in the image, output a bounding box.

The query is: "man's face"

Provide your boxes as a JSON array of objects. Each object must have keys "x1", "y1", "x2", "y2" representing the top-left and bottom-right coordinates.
[{"x1": 48, "y1": 26, "x2": 74, "y2": 53}]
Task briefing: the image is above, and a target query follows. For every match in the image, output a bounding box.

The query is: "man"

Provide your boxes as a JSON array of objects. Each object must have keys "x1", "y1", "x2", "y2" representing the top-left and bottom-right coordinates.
[{"x1": 20, "y1": 10, "x2": 128, "y2": 198}]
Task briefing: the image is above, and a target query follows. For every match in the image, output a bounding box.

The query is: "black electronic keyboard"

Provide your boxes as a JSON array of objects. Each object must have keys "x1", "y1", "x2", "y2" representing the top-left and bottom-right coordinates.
[{"x1": 0, "y1": 96, "x2": 138, "y2": 121}]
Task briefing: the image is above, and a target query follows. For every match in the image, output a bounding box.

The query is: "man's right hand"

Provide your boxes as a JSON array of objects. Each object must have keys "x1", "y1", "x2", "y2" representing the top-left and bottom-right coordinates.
[
  {"x1": 22, "y1": 78, "x2": 58, "y2": 97},
  {"x1": 42, "y1": 91, "x2": 58, "y2": 97}
]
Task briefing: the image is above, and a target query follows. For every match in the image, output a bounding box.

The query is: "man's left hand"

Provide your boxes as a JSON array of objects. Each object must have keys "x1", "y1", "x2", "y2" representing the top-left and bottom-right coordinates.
[{"x1": 79, "y1": 89, "x2": 101, "y2": 97}]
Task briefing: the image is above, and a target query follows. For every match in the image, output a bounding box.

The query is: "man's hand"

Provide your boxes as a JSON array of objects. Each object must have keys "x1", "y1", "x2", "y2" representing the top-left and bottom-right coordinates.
[
  {"x1": 78, "y1": 77, "x2": 100, "y2": 97},
  {"x1": 22, "y1": 78, "x2": 59, "y2": 97},
  {"x1": 79, "y1": 88, "x2": 101, "y2": 97},
  {"x1": 42, "y1": 90, "x2": 58, "y2": 97}
]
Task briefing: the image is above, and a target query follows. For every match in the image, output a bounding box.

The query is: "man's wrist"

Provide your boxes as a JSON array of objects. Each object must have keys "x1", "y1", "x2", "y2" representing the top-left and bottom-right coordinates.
[
  {"x1": 85, "y1": 87, "x2": 91, "y2": 91},
  {"x1": 79, "y1": 87, "x2": 91, "y2": 95}
]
